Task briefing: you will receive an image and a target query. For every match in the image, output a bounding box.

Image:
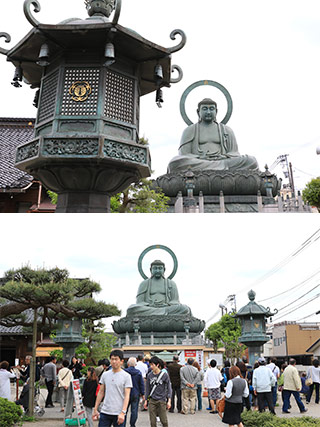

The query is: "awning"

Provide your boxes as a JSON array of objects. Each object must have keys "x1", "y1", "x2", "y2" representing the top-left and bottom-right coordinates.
[{"x1": 36, "y1": 346, "x2": 63, "y2": 357}]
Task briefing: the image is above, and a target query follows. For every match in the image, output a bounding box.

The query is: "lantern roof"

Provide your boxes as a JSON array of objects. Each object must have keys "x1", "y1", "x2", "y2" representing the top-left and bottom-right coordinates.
[
  {"x1": 235, "y1": 290, "x2": 277, "y2": 318},
  {"x1": 1, "y1": 1, "x2": 185, "y2": 96}
]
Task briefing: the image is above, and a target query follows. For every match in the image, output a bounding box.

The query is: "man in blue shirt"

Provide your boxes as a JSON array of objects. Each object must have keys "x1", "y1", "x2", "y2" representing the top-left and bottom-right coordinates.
[{"x1": 125, "y1": 358, "x2": 145, "y2": 427}]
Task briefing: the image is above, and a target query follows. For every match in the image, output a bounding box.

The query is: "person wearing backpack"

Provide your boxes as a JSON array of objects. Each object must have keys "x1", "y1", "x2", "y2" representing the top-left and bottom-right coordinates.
[{"x1": 144, "y1": 356, "x2": 172, "y2": 427}]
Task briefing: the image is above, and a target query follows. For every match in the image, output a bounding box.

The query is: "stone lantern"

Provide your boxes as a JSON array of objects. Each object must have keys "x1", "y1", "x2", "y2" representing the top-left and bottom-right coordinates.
[
  {"x1": 235, "y1": 290, "x2": 277, "y2": 366},
  {"x1": 0, "y1": 0, "x2": 185, "y2": 212},
  {"x1": 54, "y1": 319, "x2": 84, "y2": 361}
]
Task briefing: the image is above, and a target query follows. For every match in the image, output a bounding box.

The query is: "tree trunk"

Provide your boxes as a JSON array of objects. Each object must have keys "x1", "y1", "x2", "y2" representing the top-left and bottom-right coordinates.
[{"x1": 28, "y1": 308, "x2": 37, "y2": 416}]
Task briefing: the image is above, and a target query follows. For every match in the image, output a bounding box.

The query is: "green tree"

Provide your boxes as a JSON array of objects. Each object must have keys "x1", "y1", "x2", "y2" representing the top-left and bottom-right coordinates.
[
  {"x1": 0, "y1": 267, "x2": 120, "y2": 324},
  {"x1": 205, "y1": 313, "x2": 245, "y2": 360},
  {"x1": 111, "y1": 178, "x2": 170, "y2": 213},
  {"x1": 302, "y1": 177, "x2": 320, "y2": 212},
  {"x1": 79, "y1": 319, "x2": 117, "y2": 365},
  {"x1": 0, "y1": 266, "x2": 120, "y2": 416},
  {"x1": 49, "y1": 349, "x2": 63, "y2": 362}
]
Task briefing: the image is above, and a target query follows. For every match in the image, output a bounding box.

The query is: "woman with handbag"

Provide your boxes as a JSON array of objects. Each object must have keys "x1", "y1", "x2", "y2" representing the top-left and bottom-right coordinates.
[
  {"x1": 306, "y1": 359, "x2": 320, "y2": 404},
  {"x1": 222, "y1": 366, "x2": 249, "y2": 427},
  {"x1": 57, "y1": 360, "x2": 73, "y2": 412}
]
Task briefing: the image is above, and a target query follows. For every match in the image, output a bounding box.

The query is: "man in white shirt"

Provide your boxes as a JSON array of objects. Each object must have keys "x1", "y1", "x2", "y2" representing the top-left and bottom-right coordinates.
[
  {"x1": 136, "y1": 354, "x2": 148, "y2": 410},
  {"x1": 252, "y1": 357, "x2": 276, "y2": 415},
  {"x1": 136, "y1": 355, "x2": 148, "y2": 379},
  {"x1": 204, "y1": 359, "x2": 223, "y2": 414},
  {"x1": 93, "y1": 350, "x2": 132, "y2": 427},
  {"x1": 267, "y1": 357, "x2": 280, "y2": 406}
]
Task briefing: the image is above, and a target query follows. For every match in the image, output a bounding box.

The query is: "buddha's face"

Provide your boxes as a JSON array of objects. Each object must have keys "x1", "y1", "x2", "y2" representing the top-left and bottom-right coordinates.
[
  {"x1": 199, "y1": 104, "x2": 217, "y2": 123},
  {"x1": 151, "y1": 264, "x2": 165, "y2": 278}
]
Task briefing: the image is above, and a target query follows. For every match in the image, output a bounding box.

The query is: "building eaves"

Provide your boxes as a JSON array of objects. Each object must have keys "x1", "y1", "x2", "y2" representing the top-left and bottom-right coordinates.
[
  {"x1": 306, "y1": 337, "x2": 320, "y2": 353},
  {"x1": 0, "y1": 118, "x2": 35, "y2": 189}
]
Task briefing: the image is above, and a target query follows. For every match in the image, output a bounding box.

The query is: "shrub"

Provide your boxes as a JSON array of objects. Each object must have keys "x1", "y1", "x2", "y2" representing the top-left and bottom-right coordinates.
[
  {"x1": 241, "y1": 411, "x2": 320, "y2": 427},
  {"x1": 0, "y1": 397, "x2": 23, "y2": 427},
  {"x1": 242, "y1": 411, "x2": 279, "y2": 427}
]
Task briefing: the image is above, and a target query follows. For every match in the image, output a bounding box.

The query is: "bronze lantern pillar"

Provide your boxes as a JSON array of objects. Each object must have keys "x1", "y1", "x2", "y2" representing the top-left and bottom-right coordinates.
[{"x1": 235, "y1": 290, "x2": 277, "y2": 366}]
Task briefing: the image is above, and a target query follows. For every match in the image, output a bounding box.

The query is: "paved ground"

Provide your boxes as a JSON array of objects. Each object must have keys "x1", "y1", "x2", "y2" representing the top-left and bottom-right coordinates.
[
  {"x1": 21, "y1": 394, "x2": 320, "y2": 426},
  {"x1": 11, "y1": 385, "x2": 319, "y2": 426}
]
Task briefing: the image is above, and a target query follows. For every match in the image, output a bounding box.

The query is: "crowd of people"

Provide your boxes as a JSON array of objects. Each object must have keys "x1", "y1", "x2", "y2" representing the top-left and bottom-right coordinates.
[{"x1": 0, "y1": 352, "x2": 319, "y2": 427}]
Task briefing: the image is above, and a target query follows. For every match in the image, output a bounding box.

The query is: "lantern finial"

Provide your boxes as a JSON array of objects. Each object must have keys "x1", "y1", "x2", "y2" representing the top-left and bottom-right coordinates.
[{"x1": 248, "y1": 289, "x2": 256, "y2": 301}]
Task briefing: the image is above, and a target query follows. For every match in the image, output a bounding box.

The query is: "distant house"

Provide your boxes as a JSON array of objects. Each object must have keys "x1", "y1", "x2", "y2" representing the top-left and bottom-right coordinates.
[
  {"x1": 0, "y1": 308, "x2": 61, "y2": 366},
  {"x1": 0, "y1": 313, "x2": 33, "y2": 366},
  {"x1": 306, "y1": 338, "x2": 320, "y2": 359},
  {"x1": 273, "y1": 321, "x2": 320, "y2": 364},
  {"x1": 0, "y1": 118, "x2": 55, "y2": 213}
]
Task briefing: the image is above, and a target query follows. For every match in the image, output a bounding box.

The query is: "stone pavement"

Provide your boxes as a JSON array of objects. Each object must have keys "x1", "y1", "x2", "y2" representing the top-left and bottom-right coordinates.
[
  {"x1": 22, "y1": 401, "x2": 320, "y2": 427},
  {"x1": 11, "y1": 385, "x2": 319, "y2": 426}
]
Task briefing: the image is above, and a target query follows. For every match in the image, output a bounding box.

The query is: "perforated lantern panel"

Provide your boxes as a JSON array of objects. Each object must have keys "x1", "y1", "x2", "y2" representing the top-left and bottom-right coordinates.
[
  {"x1": 38, "y1": 69, "x2": 59, "y2": 123},
  {"x1": 104, "y1": 70, "x2": 135, "y2": 124},
  {"x1": 61, "y1": 68, "x2": 100, "y2": 116}
]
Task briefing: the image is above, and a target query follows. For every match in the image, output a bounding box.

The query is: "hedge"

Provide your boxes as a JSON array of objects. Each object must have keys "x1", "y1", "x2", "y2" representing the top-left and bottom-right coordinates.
[
  {"x1": 241, "y1": 411, "x2": 320, "y2": 427},
  {"x1": 0, "y1": 397, "x2": 23, "y2": 427}
]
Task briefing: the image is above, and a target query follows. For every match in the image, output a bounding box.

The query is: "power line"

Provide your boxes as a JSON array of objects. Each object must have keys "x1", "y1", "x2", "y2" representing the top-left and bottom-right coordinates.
[
  {"x1": 258, "y1": 269, "x2": 320, "y2": 303},
  {"x1": 276, "y1": 283, "x2": 320, "y2": 312},
  {"x1": 273, "y1": 293, "x2": 320, "y2": 322},
  {"x1": 238, "y1": 228, "x2": 320, "y2": 294},
  {"x1": 294, "y1": 167, "x2": 317, "y2": 178},
  {"x1": 295, "y1": 311, "x2": 319, "y2": 322},
  {"x1": 210, "y1": 228, "x2": 320, "y2": 326}
]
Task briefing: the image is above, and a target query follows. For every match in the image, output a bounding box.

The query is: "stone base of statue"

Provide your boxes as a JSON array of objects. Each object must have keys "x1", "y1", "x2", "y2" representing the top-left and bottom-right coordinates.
[
  {"x1": 112, "y1": 315, "x2": 205, "y2": 346},
  {"x1": 154, "y1": 170, "x2": 281, "y2": 197},
  {"x1": 153, "y1": 169, "x2": 281, "y2": 213},
  {"x1": 170, "y1": 194, "x2": 278, "y2": 213}
]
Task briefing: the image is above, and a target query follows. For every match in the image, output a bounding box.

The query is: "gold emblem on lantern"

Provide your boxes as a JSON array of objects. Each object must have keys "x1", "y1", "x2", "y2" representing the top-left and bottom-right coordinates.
[
  {"x1": 69, "y1": 81, "x2": 92, "y2": 102},
  {"x1": 254, "y1": 322, "x2": 260, "y2": 329}
]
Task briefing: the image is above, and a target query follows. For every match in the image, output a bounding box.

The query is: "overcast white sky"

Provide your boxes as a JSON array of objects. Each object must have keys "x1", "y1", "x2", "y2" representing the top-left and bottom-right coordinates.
[
  {"x1": 0, "y1": 214, "x2": 319, "y2": 330},
  {"x1": 1, "y1": 0, "x2": 320, "y2": 190}
]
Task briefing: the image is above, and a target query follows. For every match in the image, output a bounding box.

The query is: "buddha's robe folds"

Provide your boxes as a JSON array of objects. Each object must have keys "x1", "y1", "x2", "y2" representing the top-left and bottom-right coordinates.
[
  {"x1": 127, "y1": 278, "x2": 191, "y2": 317},
  {"x1": 168, "y1": 122, "x2": 259, "y2": 173}
]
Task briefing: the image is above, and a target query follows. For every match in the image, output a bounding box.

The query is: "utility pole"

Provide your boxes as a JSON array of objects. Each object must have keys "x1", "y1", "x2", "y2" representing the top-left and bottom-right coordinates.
[
  {"x1": 289, "y1": 162, "x2": 295, "y2": 195},
  {"x1": 277, "y1": 154, "x2": 295, "y2": 193}
]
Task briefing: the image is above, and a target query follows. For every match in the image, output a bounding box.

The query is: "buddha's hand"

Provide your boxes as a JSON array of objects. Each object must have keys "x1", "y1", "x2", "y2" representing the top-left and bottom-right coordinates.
[
  {"x1": 206, "y1": 153, "x2": 226, "y2": 160},
  {"x1": 153, "y1": 301, "x2": 166, "y2": 307}
]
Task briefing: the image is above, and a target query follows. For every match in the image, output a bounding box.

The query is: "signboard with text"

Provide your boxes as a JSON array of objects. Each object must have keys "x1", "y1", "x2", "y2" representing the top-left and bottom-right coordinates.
[
  {"x1": 179, "y1": 350, "x2": 204, "y2": 369},
  {"x1": 72, "y1": 379, "x2": 85, "y2": 418}
]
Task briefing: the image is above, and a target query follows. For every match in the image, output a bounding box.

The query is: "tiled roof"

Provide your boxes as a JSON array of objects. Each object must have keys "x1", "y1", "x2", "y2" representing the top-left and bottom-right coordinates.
[
  {"x1": 0, "y1": 118, "x2": 35, "y2": 189},
  {"x1": 0, "y1": 308, "x2": 34, "y2": 335}
]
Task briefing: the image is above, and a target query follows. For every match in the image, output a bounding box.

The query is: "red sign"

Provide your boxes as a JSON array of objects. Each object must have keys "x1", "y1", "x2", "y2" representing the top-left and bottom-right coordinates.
[
  {"x1": 72, "y1": 379, "x2": 85, "y2": 417},
  {"x1": 185, "y1": 350, "x2": 197, "y2": 358}
]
